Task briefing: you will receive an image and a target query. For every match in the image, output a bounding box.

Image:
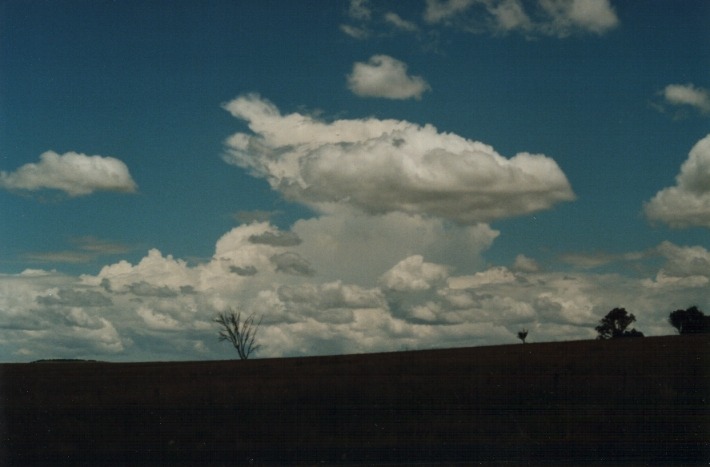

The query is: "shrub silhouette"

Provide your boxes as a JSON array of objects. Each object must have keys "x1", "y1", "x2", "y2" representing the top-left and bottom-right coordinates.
[
  {"x1": 517, "y1": 329, "x2": 528, "y2": 344},
  {"x1": 595, "y1": 308, "x2": 644, "y2": 339}
]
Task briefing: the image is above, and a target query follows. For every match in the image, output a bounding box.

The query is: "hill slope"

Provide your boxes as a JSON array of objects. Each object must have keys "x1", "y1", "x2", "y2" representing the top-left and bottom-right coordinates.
[{"x1": 1, "y1": 335, "x2": 708, "y2": 464}]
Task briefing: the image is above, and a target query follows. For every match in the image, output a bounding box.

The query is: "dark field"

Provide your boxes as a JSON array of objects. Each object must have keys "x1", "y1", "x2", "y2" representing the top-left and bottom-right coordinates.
[{"x1": 1, "y1": 335, "x2": 708, "y2": 465}]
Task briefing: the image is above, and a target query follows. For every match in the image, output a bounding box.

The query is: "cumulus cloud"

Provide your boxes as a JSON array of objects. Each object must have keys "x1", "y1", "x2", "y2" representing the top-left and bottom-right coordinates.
[
  {"x1": 36, "y1": 288, "x2": 113, "y2": 307},
  {"x1": 347, "y1": 55, "x2": 431, "y2": 100},
  {"x1": 0, "y1": 270, "x2": 127, "y2": 358},
  {"x1": 222, "y1": 94, "x2": 575, "y2": 224},
  {"x1": 660, "y1": 83, "x2": 710, "y2": 115},
  {"x1": 380, "y1": 255, "x2": 449, "y2": 291},
  {"x1": 136, "y1": 306, "x2": 182, "y2": 331},
  {"x1": 487, "y1": 0, "x2": 532, "y2": 32},
  {"x1": 2, "y1": 231, "x2": 709, "y2": 360},
  {"x1": 538, "y1": 0, "x2": 618, "y2": 36},
  {"x1": 249, "y1": 230, "x2": 302, "y2": 246},
  {"x1": 424, "y1": 0, "x2": 618, "y2": 37},
  {"x1": 644, "y1": 134, "x2": 710, "y2": 228},
  {"x1": 0, "y1": 150, "x2": 138, "y2": 197},
  {"x1": 292, "y1": 209, "x2": 499, "y2": 286},
  {"x1": 270, "y1": 252, "x2": 316, "y2": 277},
  {"x1": 655, "y1": 241, "x2": 710, "y2": 278}
]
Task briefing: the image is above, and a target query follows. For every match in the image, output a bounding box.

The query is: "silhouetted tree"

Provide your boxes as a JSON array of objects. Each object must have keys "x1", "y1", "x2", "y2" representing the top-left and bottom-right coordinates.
[
  {"x1": 517, "y1": 329, "x2": 528, "y2": 344},
  {"x1": 668, "y1": 306, "x2": 710, "y2": 334},
  {"x1": 595, "y1": 308, "x2": 644, "y2": 339},
  {"x1": 215, "y1": 309, "x2": 262, "y2": 360}
]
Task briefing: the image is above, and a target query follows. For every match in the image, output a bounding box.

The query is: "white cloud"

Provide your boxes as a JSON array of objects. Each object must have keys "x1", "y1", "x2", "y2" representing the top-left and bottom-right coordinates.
[
  {"x1": 487, "y1": 0, "x2": 532, "y2": 32},
  {"x1": 136, "y1": 306, "x2": 182, "y2": 331},
  {"x1": 340, "y1": 24, "x2": 369, "y2": 39},
  {"x1": 222, "y1": 94, "x2": 575, "y2": 224},
  {"x1": 347, "y1": 0, "x2": 371, "y2": 21},
  {"x1": 661, "y1": 83, "x2": 710, "y2": 114},
  {"x1": 513, "y1": 254, "x2": 540, "y2": 272},
  {"x1": 380, "y1": 255, "x2": 449, "y2": 291},
  {"x1": 340, "y1": 0, "x2": 373, "y2": 39},
  {"x1": 0, "y1": 150, "x2": 138, "y2": 196},
  {"x1": 424, "y1": 0, "x2": 618, "y2": 37},
  {"x1": 347, "y1": 55, "x2": 431, "y2": 100},
  {"x1": 447, "y1": 266, "x2": 517, "y2": 289},
  {"x1": 539, "y1": 0, "x2": 618, "y2": 36},
  {"x1": 644, "y1": 134, "x2": 710, "y2": 228},
  {"x1": 384, "y1": 12, "x2": 419, "y2": 32},
  {"x1": 424, "y1": 0, "x2": 475, "y2": 24},
  {"x1": 655, "y1": 241, "x2": 710, "y2": 278},
  {"x1": 292, "y1": 209, "x2": 499, "y2": 286},
  {"x1": 2, "y1": 236, "x2": 710, "y2": 360}
]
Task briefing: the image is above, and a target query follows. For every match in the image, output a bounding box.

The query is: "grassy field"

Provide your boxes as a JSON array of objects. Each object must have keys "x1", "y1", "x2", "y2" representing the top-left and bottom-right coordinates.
[{"x1": 1, "y1": 335, "x2": 708, "y2": 465}]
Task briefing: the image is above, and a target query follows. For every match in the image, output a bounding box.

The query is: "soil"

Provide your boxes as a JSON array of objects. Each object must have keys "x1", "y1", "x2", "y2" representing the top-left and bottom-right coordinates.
[{"x1": 1, "y1": 335, "x2": 708, "y2": 465}]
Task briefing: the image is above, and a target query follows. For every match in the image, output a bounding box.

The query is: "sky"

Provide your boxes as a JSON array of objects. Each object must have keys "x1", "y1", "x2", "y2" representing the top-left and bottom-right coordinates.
[{"x1": 0, "y1": 0, "x2": 709, "y2": 362}]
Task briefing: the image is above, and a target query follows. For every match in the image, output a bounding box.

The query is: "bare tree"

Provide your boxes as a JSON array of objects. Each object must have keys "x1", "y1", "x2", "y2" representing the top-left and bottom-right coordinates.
[
  {"x1": 215, "y1": 310, "x2": 262, "y2": 360},
  {"x1": 517, "y1": 329, "x2": 528, "y2": 344}
]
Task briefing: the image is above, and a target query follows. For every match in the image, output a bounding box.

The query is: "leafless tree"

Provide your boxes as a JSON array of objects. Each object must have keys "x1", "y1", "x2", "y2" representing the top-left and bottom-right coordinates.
[
  {"x1": 517, "y1": 329, "x2": 528, "y2": 344},
  {"x1": 215, "y1": 310, "x2": 262, "y2": 360}
]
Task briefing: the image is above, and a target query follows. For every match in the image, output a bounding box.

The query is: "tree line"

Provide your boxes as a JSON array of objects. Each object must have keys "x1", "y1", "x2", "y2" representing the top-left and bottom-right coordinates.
[{"x1": 592, "y1": 306, "x2": 710, "y2": 340}]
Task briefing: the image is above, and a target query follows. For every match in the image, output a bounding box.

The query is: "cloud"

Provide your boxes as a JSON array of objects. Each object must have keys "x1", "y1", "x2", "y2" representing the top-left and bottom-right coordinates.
[
  {"x1": 384, "y1": 12, "x2": 419, "y2": 32},
  {"x1": 0, "y1": 151, "x2": 138, "y2": 197},
  {"x1": 230, "y1": 265, "x2": 258, "y2": 276},
  {"x1": 23, "y1": 251, "x2": 96, "y2": 264},
  {"x1": 424, "y1": 0, "x2": 475, "y2": 23},
  {"x1": 644, "y1": 134, "x2": 710, "y2": 228},
  {"x1": 347, "y1": 55, "x2": 431, "y2": 100},
  {"x1": 36, "y1": 288, "x2": 113, "y2": 307},
  {"x1": 340, "y1": 24, "x2": 369, "y2": 39},
  {"x1": 0, "y1": 270, "x2": 127, "y2": 358},
  {"x1": 559, "y1": 250, "x2": 646, "y2": 269},
  {"x1": 249, "y1": 231, "x2": 302, "y2": 247},
  {"x1": 660, "y1": 83, "x2": 710, "y2": 115},
  {"x1": 291, "y1": 209, "x2": 499, "y2": 286},
  {"x1": 270, "y1": 252, "x2": 316, "y2": 277},
  {"x1": 23, "y1": 236, "x2": 134, "y2": 265},
  {"x1": 538, "y1": 0, "x2": 619, "y2": 36},
  {"x1": 487, "y1": 0, "x2": 532, "y2": 32},
  {"x1": 70, "y1": 236, "x2": 133, "y2": 255},
  {"x1": 423, "y1": 0, "x2": 618, "y2": 37},
  {"x1": 654, "y1": 241, "x2": 710, "y2": 278},
  {"x1": 380, "y1": 255, "x2": 449, "y2": 291},
  {"x1": 512, "y1": 254, "x2": 540, "y2": 272},
  {"x1": 2, "y1": 230, "x2": 709, "y2": 360},
  {"x1": 340, "y1": 0, "x2": 373, "y2": 39},
  {"x1": 347, "y1": 0, "x2": 371, "y2": 21},
  {"x1": 222, "y1": 94, "x2": 575, "y2": 224},
  {"x1": 136, "y1": 306, "x2": 182, "y2": 331}
]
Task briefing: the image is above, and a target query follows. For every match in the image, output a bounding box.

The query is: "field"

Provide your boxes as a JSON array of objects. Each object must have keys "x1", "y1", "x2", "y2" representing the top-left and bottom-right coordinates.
[{"x1": 1, "y1": 335, "x2": 708, "y2": 465}]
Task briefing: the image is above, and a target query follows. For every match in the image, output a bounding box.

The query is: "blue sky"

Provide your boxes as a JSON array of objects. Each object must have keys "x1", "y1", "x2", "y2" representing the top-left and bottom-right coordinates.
[{"x1": 1, "y1": 0, "x2": 709, "y2": 361}]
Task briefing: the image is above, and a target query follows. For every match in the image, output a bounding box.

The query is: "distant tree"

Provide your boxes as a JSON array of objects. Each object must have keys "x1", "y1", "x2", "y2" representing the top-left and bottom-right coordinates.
[
  {"x1": 517, "y1": 329, "x2": 528, "y2": 344},
  {"x1": 595, "y1": 308, "x2": 644, "y2": 339},
  {"x1": 668, "y1": 306, "x2": 710, "y2": 335},
  {"x1": 215, "y1": 310, "x2": 262, "y2": 360}
]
